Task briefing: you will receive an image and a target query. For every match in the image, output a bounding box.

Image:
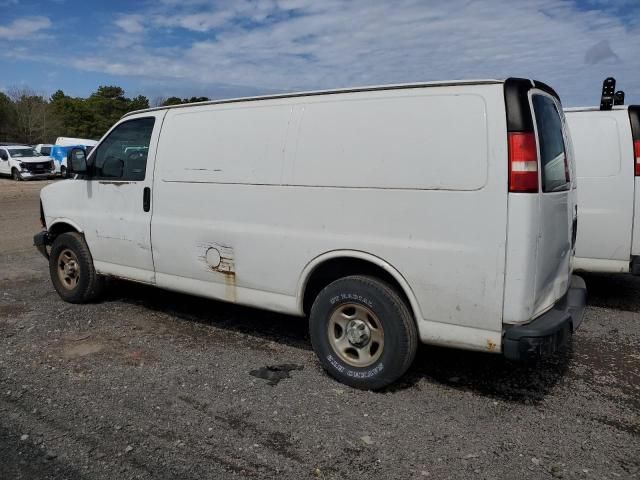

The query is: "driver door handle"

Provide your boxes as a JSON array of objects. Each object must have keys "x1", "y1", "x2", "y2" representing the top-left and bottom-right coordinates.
[{"x1": 143, "y1": 187, "x2": 151, "y2": 212}]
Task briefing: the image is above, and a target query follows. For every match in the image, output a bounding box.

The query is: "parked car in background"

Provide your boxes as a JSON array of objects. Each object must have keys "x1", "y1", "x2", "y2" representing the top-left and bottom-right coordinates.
[
  {"x1": 35, "y1": 144, "x2": 54, "y2": 156},
  {"x1": 35, "y1": 78, "x2": 586, "y2": 389},
  {"x1": 0, "y1": 145, "x2": 56, "y2": 180},
  {"x1": 565, "y1": 78, "x2": 640, "y2": 274}
]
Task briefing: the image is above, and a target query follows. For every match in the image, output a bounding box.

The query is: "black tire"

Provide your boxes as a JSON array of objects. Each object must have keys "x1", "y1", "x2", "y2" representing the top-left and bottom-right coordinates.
[
  {"x1": 309, "y1": 275, "x2": 418, "y2": 390},
  {"x1": 60, "y1": 166, "x2": 67, "y2": 178},
  {"x1": 11, "y1": 168, "x2": 22, "y2": 181},
  {"x1": 49, "y1": 232, "x2": 104, "y2": 303}
]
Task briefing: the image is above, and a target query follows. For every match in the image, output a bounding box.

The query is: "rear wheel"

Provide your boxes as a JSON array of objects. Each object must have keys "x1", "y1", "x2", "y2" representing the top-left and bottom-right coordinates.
[
  {"x1": 11, "y1": 168, "x2": 22, "y2": 181},
  {"x1": 49, "y1": 232, "x2": 104, "y2": 303},
  {"x1": 309, "y1": 275, "x2": 417, "y2": 390}
]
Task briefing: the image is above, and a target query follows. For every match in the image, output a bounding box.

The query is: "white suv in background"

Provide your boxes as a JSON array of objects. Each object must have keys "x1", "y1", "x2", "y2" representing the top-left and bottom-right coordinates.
[{"x1": 0, "y1": 145, "x2": 56, "y2": 180}]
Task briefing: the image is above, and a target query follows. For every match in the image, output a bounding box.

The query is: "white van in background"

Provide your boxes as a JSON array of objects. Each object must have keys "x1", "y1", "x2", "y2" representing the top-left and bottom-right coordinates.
[
  {"x1": 35, "y1": 78, "x2": 586, "y2": 389},
  {"x1": 55, "y1": 137, "x2": 99, "y2": 149},
  {"x1": 35, "y1": 144, "x2": 54, "y2": 156},
  {"x1": 52, "y1": 137, "x2": 98, "y2": 176},
  {"x1": 565, "y1": 78, "x2": 640, "y2": 274}
]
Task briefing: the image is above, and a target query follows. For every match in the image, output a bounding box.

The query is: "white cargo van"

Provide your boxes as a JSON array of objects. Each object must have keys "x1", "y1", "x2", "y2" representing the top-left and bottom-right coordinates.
[
  {"x1": 55, "y1": 137, "x2": 99, "y2": 148},
  {"x1": 35, "y1": 78, "x2": 586, "y2": 389},
  {"x1": 565, "y1": 80, "x2": 640, "y2": 274}
]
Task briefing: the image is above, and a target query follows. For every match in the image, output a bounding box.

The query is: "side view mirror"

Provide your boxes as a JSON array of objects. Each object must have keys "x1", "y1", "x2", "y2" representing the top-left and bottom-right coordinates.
[
  {"x1": 67, "y1": 148, "x2": 88, "y2": 176},
  {"x1": 0, "y1": 152, "x2": 7, "y2": 161}
]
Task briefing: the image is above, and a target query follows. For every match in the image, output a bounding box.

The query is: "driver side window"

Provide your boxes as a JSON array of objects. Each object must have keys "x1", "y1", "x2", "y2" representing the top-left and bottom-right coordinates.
[{"x1": 92, "y1": 117, "x2": 155, "y2": 181}]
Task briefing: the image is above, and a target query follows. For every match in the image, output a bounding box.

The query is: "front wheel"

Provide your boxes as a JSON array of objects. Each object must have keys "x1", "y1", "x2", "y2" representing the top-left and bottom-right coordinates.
[
  {"x1": 11, "y1": 168, "x2": 22, "y2": 181},
  {"x1": 49, "y1": 232, "x2": 104, "y2": 303},
  {"x1": 60, "y1": 166, "x2": 67, "y2": 178},
  {"x1": 309, "y1": 275, "x2": 418, "y2": 390}
]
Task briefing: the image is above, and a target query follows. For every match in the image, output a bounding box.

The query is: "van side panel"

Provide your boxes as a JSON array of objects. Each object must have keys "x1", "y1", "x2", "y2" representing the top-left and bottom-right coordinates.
[
  {"x1": 567, "y1": 110, "x2": 634, "y2": 264},
  {"x1": 291, "y1": 94, "x2": 488, "y2": 190},
  {"x1": 158, "y1": 104, "x2": 292, "y2": 185},
  {"x1": 151, "y1": 84, "x2": 508, "y2": 350}
]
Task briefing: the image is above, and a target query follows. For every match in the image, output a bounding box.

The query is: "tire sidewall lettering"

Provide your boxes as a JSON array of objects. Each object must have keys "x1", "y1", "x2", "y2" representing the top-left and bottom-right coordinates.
[
  {"x1": 329, "y1": 293, "x2": 374, "y2": 308},
  {"x1": 326, "y1": 354, "x2": 384, "y2": 378}
]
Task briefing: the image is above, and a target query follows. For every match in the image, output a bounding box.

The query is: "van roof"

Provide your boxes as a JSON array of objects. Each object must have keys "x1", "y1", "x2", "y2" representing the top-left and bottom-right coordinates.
[{"x1": 122, "y1": 79, "x2": 506, "y2": 119}]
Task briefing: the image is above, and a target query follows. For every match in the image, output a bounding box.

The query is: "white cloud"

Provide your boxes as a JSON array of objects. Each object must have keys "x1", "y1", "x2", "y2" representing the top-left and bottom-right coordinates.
[
  {"x1": 153, "y1": 11, "x2": 233, "y2": 32},
  {"x1": 7, "y1": 1, "x2": 640, "y2": 105},
  {"x1": 115, "y1": 14, "x2": 145, "y2": 34},
  {"x1": 0, "y1": 16, "x2": 51, "y2": 39}
]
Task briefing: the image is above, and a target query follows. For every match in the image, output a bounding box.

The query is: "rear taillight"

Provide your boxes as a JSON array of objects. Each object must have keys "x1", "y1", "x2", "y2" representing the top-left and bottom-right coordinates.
[
  {"x1": 508, "y1": 132, "x2": 539, "y2": 193},
  {"x1": 635, "y1": 140, "x2": 640, "y2": 177}
]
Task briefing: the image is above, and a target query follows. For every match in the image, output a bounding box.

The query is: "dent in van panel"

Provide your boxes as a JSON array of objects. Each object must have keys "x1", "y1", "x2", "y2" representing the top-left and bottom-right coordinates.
[{"x1": 291, "y1": 93, "x2": 489, "y2": 190}]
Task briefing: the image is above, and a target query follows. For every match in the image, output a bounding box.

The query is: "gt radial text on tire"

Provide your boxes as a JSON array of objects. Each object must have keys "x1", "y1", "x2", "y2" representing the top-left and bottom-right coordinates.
[
  {"x1": 309, "y1": 275, "x2": 418, "y2": 390},
  {"x1": 49, "y1": 232, "x2": 104, "y2": 303}
]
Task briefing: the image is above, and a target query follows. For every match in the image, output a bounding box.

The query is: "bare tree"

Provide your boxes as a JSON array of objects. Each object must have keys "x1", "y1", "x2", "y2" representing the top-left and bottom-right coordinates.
[{"x1": 7, "y1": 86, "x2": 51, "y2": 144}]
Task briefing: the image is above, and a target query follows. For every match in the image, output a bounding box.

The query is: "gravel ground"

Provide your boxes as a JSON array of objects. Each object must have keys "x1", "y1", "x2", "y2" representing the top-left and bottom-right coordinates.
[{"x1": 0, "y1": 178, "x2": 638, "y2": 479}]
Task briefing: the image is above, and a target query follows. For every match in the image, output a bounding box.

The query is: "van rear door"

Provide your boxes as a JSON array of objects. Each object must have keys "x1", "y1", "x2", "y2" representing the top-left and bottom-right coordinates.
[
  {"x1": 503, "y1": 79, "x2": 575, "y2": 324},
  {"x1": 530, "y1": 92, "x2": 575, "y2": 317}
]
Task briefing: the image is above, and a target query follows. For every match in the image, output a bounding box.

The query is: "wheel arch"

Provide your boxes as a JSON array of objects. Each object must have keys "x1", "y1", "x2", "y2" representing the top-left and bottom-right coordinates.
[
  {"x1": 297, "y1": 250, "x2": 423, "y2": 322},
  {"x1": 49, "y1": 218, "x2": 83, "y2": 237}
]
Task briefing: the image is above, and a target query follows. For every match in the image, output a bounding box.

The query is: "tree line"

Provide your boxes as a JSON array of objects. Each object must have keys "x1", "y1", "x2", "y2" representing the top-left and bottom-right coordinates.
[{"x1": 0, "y1": 86, "x2": 209, "y2": 145}]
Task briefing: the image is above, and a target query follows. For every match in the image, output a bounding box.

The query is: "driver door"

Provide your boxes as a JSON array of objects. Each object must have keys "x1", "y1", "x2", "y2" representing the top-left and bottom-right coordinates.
[{"x1": 77, "y1": 111, "x2": 166, "y2": 283}]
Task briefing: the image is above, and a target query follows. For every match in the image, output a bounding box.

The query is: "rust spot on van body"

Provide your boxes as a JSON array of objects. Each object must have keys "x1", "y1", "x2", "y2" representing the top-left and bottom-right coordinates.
[
  {"x1": 199, "y1": 242, "x2": 236, "y2": 302},
  {"x1": 223, "y1": 271, "x2": 237, "y2": 303},
  {"x1": 487, "y1": 339, "x2": 497, "y2": 352}
]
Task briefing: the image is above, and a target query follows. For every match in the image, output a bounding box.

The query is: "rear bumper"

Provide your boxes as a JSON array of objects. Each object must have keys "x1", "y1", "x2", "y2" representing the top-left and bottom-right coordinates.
[{"x1": 503, "y1": 275, "x2": 587, "y2": 362}]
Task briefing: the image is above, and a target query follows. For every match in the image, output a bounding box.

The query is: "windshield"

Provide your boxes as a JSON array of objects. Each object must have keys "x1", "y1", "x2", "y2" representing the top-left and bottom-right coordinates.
[
  {"x1": 8, "y1": 148, "x2": 41, "y2": 158},
  {"x1": 40, "y1": 146, "x2": 51, "y2": 155}
]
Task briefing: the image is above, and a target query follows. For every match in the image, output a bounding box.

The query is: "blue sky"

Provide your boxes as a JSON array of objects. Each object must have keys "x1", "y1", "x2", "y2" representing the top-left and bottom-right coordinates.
[{"x1": 1, "y1": 0, "x2": 639, "y2": 106}]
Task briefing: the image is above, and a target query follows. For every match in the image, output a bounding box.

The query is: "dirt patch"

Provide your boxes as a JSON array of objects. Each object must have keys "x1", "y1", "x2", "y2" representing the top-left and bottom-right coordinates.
[
  {"x1": 0, "y1": 304, "x2": 30, "y2": 318},
  {"x1": 61, "y1": 340, "x2": 105, "y2": 359},
  {"x1": 46, "y1": 334, "x2": 159, "y2": 367}
]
